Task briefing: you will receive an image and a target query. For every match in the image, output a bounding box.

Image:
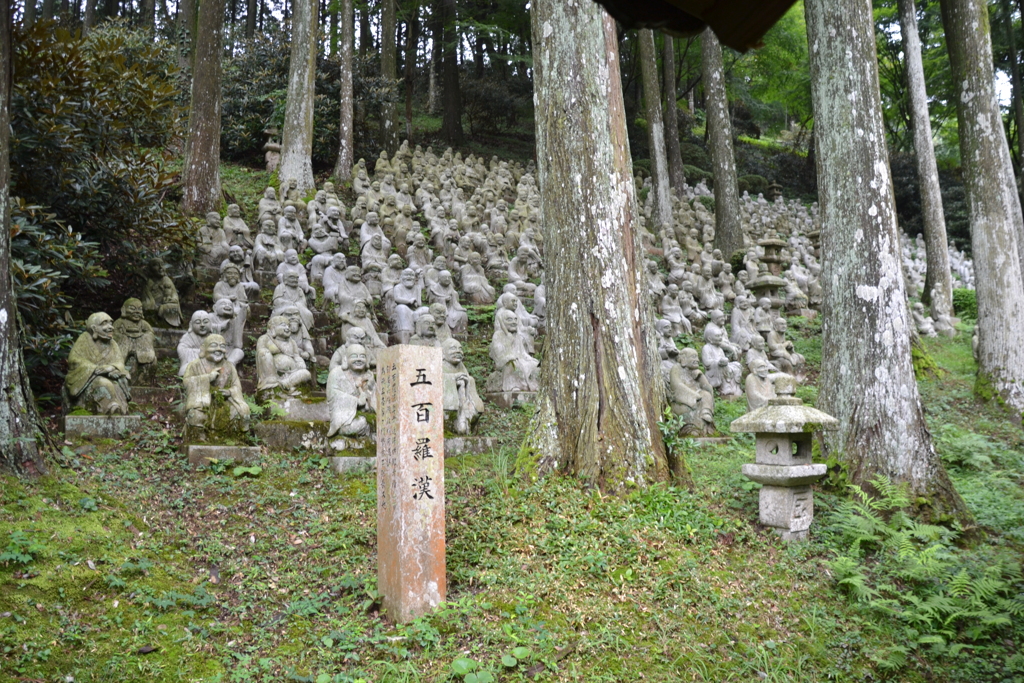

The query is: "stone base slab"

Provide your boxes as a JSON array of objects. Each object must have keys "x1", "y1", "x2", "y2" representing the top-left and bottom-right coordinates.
[
  {"x1": 278, "y1": 398, "x2": 330, "y2": 422},
  {"x1": 186, "y1": 445, "x2": 261, "y2": 466},
  {"x1": 330, "y1": 456, "x2": 376, "y2": 474},
  {"x1": 759, "y1": 485, "x2": 814, "y2": 537},
  {"x1": 742, "y1": 463, "x2": 826, "y2": 487},
  {"x1": 446, "y1": 437, "x2": 498, "y2": 457},
  {"x1": 63, "y1": 414, "x2": 143, "y2": 440}
]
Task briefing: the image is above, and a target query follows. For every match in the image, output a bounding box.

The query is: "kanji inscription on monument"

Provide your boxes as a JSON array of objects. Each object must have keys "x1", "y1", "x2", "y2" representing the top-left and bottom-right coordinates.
[{"x1": 376, "y1": 345, "x2": 446, "y2": 623}]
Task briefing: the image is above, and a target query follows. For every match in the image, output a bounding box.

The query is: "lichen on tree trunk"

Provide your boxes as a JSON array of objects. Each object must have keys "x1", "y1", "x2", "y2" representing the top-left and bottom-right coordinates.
[
  {"x1": 806, "y1": 0, "x2": 967, "y2": 523},
  {"x1": 517, "y1": 1, "x2": 689, "y2": 493},
  {"x1": 1, "y1": 0, "x2": 48, "y2": 477},
  {"x1": 279, "y1": 0, "x2": 319, "y2": 193},
  {"x1": 638, "y1": 29, "x2": 673, "y2": 231},
  {"x1": 333, "y1": 0, "x2": 355, "y2": 181},
  {"x1": 181, "y1": 0, "x2": 224, "y2": 215},
  {"x1": 380, "y1": 0, "x2": 400, "y2": 154},
  {"x1": 662, "y1": 35, "x2": 686, "y2": 191},
  {"x1": 702, "y1": 29, "x2": 742, "y2": 262},
  {"x1": 941, "y1": 0, "x2": 1024, "y2": 416}
]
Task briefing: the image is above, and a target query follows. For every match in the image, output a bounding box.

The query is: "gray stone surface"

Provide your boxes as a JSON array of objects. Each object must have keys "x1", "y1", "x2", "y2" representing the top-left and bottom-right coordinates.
[
  {"x1": 254, "y1": 420, "x2": 330, "y2": 451},
  {"x1": 330, "y1": 456, "x2": 376, "y2": 474},
  {"x1": 279, "y1": 398, "x2": 331, "y2": 422},
  {"x1": 730, "y1": 401, "x2": 839, "y2": 434},
  {"x1": 753, "y1": 433, "x2": 812, "y2": 465},
  {"x1": 186, "y1": 445, "x2": 261, "y2": 466},
  {"x1": 485, "y1": 391, "x2": 536, "y2": 409},
  {"x1": 741, "y1": 463, "x2": 827, "y2": 487},
  {"x1": 758, "y1": 485, "x2": 814, "y2": 533},
  {"x1": 446, "y1": 437, "x2": 498, "y2": 457},
  {"x1": 64, "y1": 414, "x2": 143, "y2": 440}
]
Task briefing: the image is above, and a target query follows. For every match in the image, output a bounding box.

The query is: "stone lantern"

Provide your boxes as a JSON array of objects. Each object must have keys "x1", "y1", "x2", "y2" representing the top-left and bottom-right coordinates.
[{"x1": 730, "y1": 375, "x2": 838, "y2": 541}]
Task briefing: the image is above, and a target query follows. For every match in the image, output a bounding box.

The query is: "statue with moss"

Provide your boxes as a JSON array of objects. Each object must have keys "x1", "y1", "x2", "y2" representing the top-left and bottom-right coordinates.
[
  {"x1": 112, "y1": 298, "x2": 156, "y2": 382},
  {"x1": 182, "y1": 334, "x2": 251, "y2": 441},
  {"x1": 65, "y1": 312, "x2": 132, "y2": 416},
  {"x1": 326, "y1": 344, "x2": 376, "y2": 438},
  {"x1": 442, "y1": 338, "x2": 483, "y2": 434},
  {"x1": 256, "y1": 316, "x2": 312, "y2": 399},
  {"x1": 667, "y1": 348, "x2": 717, "y2": 437},
  {"x1": 141, "y1": 258, "x2": 182, "y2": 327}
]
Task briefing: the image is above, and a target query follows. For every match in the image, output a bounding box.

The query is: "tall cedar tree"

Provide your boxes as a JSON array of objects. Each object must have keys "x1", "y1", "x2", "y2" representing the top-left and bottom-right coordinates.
[
  {"x1": 703, "y1": 28, "x2": 742, "y2": 261},
  {"x1": 662, "y1": 36, "x2": 686, "y2": 190},
  {"x1": 520, "y1": 0, "x2": 690, "y2": 491},
  {"x1": 279, "y1": 0, "x2": 319, "y2": 192},
  {"x1": 181, "y1": 0, "x2": 225, "y2": 215},
  {"x1": 333, "y1": 0, "x2": 355, "y2": 181},
  {"x1": 638, "y1": 29, "x2": 672, "y2": 230},
  {"x1": 806, "y1": 0, "x2": 967, "y2": 522}
]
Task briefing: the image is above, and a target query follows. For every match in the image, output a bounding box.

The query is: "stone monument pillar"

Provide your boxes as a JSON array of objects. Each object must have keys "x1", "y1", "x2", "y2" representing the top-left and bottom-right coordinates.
[{"x1": 376, "y1": 345, "x2": 446, "y2": 622}]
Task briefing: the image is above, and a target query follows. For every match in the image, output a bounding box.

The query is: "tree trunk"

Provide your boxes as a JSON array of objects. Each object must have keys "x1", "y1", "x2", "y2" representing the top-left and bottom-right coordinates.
[
  {"x1": 1001, "y1": 0, "x2": 1024, "y2": 169},
  {"x1": 898, "y1": 0, "x2": 953, "y2": 321},
  {"x1": 0, "y1": 0, "x2": 47, "y2": 478},
  {"x1": 662, "y1": 35, "x2": 685, "y2": 190},
  {"x1": 404, "y1": 3, "x2": 418, "y2": 141},
  {"x1": 638, "y1": 29, "x2": 672, "y2": 231},
  {"x1": 279, "y1": 0, "x2": 318, "y2": 192},
  {"x1": 245, "y1": 0, "x2": 256, "y2": 38},
  {"x1": 805, "y1": 0, "x2": 967, "y2": 522},
  {"x1": 703, "y1": 29, "x2": 742, "y2": 261},
  {"x1": 177, "y1": 0, "x2": 196, "y2": 69},
  {"x1": 380, "y1": 0, "x2": 399, "y2": 153},
  {"x1": 439, "y1": 0, "x2": 462, "y2": 144},
  {"x1": 40, "y1": 0, "x2": 53, "y2": 20},
  {"x1": 942, "y1": 0, "x2": 1024, "y2": 414},
  {"x1": 427, "y1": 0, "x2": 439, "y2": 114},
  {"x1": 181, "y1": 0, "x2": 224, "y2": 215},
  {"x1": 24, "y1": 0, "x2": 36, "y2": 27},
  {"x1": 333, "y1": 0, "x2": 354, "y2": 181},
  {"x1": 359, "y1": 3, "x2": 371, "y2": 55},
  {"x1": 520, "y1": 0, "x2": 686, "y2": 493}
]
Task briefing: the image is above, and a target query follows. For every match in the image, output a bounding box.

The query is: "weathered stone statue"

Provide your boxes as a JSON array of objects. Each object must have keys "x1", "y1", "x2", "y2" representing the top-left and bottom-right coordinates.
[
  {"x1": 767, "y1": 317, "x2": 805, "y2": 375},
  {"x1": 486, "y1": 308, "x2": 539, "y2": 396},
  {"x1": 112, "y1": 298, "x2": 156, "y2": 381},
  {"x1": 256, "y1": 316, "x2": 313, "y2": 398},
  {"x1": 912, "y1": 302, "x2": 938, "y2": 338},
  {"x1": 427, "y1": 269, "x2": 468, "y2": 336},
  {"x1": 667, "y1": 348, "x2": 716, "y2": 437},
  {"x1": 701, "y1": 326, "x2": 743, "y2": 398},
  {"x1": 182, "y1": 334, "x2": 251, "y2": 439},
  {"x1": 340, "y1": 298, "x2": 387, "y2": 361},
  {"x1": 442, "y1": 338, "x2": 484, "y2": 434},
  {"x1": 258, "y1": 186, "x2": 282, "y2": 222},
  {"x1": 327, "y1": 344, "x2": 376, "y2": 437},
  {"x1": 460, "y1": 252, "x2": 496, "y2": 304},
  {"x1": 278, "y1": 205, "x2": 307, "y2": 252},
  {"x1": 384, "y1": 268, "x2": 422, "y2": 344},
  {"x1": 223, "y1": 204, "x2": 253, "y2": 250},
  {"x1": 744, "y1": 359, "x2": 777, "y2": 411},
  {"x1": 332, "y1": 265, "x2": 372, "y2": 319},
  {"x1": 273, "y1": 270, "x2": 315, "y2": 331},
  {"x1": 210, "y1": 298, "x2": 245, "y2": 366},
  {"x1": 177, "y1": 310, "x2": 212, "y2": 376},
  {"x1": 199, "y1": 211, "x2": 231, "y2": 268},
  {"x1": 141, "y1": 258, "x2": 182, "y2": 327},
  {"x1": 220, "y1": 246, "x2": 261, "y2": 297},
  {"x1": 65, "y1": 312, "x2": 132, "y2": 415},
  {"x1": 254, "y1": 219, "x2": 284, "y2": 271},
  {"x1": 410, "y1": 313, "x2": 440, "y2": 347},
  {"x1": 307, "y1": 222, "x2": 339, "y2": 285}
]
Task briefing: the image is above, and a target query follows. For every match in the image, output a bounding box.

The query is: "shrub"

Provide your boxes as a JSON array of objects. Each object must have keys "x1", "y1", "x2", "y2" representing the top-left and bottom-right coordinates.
[
  {"x1": 684, "y1": 165, "x2": 712, "y2": 187},
  {"x1": 462, "y1": 76, "x2": 531, "y2": 134},
  {"x1": 679, "y1": 142, "x2": 711, "y2": 170},
  {"x1": 952, "y1": 288, "x2": 977, "y2": 321},
  {"x1": 738, "y1": 174, "x2": 769, "y2": 196}
]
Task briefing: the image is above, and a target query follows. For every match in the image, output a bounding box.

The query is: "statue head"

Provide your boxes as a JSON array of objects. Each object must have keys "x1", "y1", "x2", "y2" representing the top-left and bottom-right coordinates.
[
  {"x1": 323, "y1": 182, "x2": 335, "y2": 194},
  {"x1": 751, "y1": 335, "x2": 765, "y2": 351},
  {"x1": 328, "y1": 206, "x2": 341, "y2": 219},
  {"x1": 346, "y1": 265, "x2": 363, "y2": 282},
  {"x1": 344, "y1": 326, "x2": 367, "y2": 346},
  {"x1": 269, "y1": 315, "x2": 291, "y2": 339},
  {"x1": 201, "y1": 334, "x2": 228, "y2": 364},
  {"x1": 497, "y1": 308, "x2": 518, "y2": 335},
  {"x1": 281, "y1": 305, "x2": 302, "y2": 334},
  {"x1": 709, "y1": 309, "x2": 725, "y2": 325},
  {"x1": 352, "y1": 298, "x2": 370, "y2": 318},
  {"x1": 121, "y1": 298, "x2": 144, "y2": 322},
  {"x1": 228, "y1": 245, "x2": 245, "y2": 264},
  {"x1": 415, "y1": 314, "x2": 436, "y2": 338},
  {"x1": 189, "y1": 310, "x2": 212, "y2": 336},
  {"x1": 679, "y1": 347, "x2": 700, "y2": 371},
  {"x1": 704, "y1": 325, "x2": 723, "y2": 345},
  {"x1": 775, "y1": 317, "x2": 788, "y2": 333},
  {"x1": 264, "y1": 187, "x2": 277, "y2": 200},
  {"x1": 87, "y1": 311, "x2": 114, "y2": 340},
  {"x1": 261, "y1": 219, "x2": 276, "y2": 235},
  {"x1": 346, "y1": 344, "x2": 368, "y2": 372},
  {"x1": 400, "y1": 268, "x2": 417, "y2": 287},
  {"x1": 429, "y1": 302, "x2": 446, "y2": 321},
  {"x1": 442, "y1": 338, "x2": 464, "y2": 365},
  {"x1": 330, "y1": 253, "x2": 347, "y2": 270},
  {"x1": 758, "y1": 297, "x2": 771, "y2": 310},
  {"x1": 284, "y1": 249, "x2": 300, "y2": 265},
  {"x1": 214, "y1": 298, "x2": 235, "y2": 319},
  {"x1": 751, "y1": 357, "x2": 770, "y2": 379},
  {"x1": 439, "y1": 270, "x2": 454, "y2": 288},
  {"x1": 313, "y1": 223, "x2": 328, "y2": 238},
  {"x1": 227, "y1": 203, "x2": 241, "y2": 218},
  {"x1": 283, "y1": 205, "x2": 297, "y2": 219}
]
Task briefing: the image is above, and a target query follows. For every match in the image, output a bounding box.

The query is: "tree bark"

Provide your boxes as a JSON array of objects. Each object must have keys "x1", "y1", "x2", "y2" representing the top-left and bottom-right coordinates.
[
  {"x1": 427, "y1": 0, "x2": 439, "y2": 114},
  {"x1": 942, "y1": 0, "x2": 1024, "y2": 414},
  {"x1": 404, "y1": 3, "x2": 418, "y2": 141},
  {"x1": 703, "y1": 29, "x2": 742, "y2": 261},
  {"x1": 1001, "y1": 0, "x2": 1024, "y2": 169},
  {"x1": 40, "y1": 0, "x2": 53, "y2": 20},
  {"x1": 662, "y1": 35, "x2": 685, "y2": 190},
  {"x1": 359, "y1": 2, "x2": 371, "y2": 55},
  {"x1": 245, "y1": 0, "x2": 256, "y2": 38},
  {"x1": 24, "y1": 0, "x2": 36, "y2": 27},
  {"x1": 177, "y1": 0, "x2": 196, "y2": 69},
  {"x1": 0, "y1": 0, "x2": 47, "y2": 477},
  {"x1": 520, "y1": 0, "x2": 686, "y2": 492},
  {"x1": 139, "y1": 0, "x2": 154, "y2": 29},
  {"x1": 638, "y1": 29, "x2": 673, "y2": 231},
  {"x1": 898, "y1": 0, "x2": 953, "y2": 321},
  {"x1": 333, "y1": 0, "x2": 354, "y2": 181},
  {"x1": 181, "y1": 0, "x2": 224, "y2": 215},
  {"x1": 380, "y1": 0, "x2": 399, "y2": 153},
  {"x1": 279, "y1": 0, "x2": 318, "y2": 192},
  {"x1": 439, "y1": 0, "x2": 462, "y2": 144},
  {"x1": 806, "y1": 0, "x2": 967, "y2": 521}
]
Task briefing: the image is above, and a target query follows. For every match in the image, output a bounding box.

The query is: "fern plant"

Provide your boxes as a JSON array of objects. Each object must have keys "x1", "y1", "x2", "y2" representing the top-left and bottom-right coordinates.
[{"x1": 825, "y1": 476, "x2": 1023, "y2": 668}]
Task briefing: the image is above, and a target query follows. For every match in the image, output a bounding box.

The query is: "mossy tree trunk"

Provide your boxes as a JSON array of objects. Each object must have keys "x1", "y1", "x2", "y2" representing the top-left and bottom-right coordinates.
[
  {"x1": 279, "y1": 0, "x2": 319, "y2": 193},
  {"x1": 941, "y1": 0, "x2": 1024, "y2": 415},
  {"x1": 0, "y1": 0, "x2": 47, "y2": 477},
  {"x1": 898, "y1": 0, "x2": 953, "y2": 321},
  {"x1": 638, "y1": 29, "x2": 673, "y2": 230},
  {"x1": 519, "y1": 0, "x2": 689, "y2": 493},
  {"x1": 662, "y1": 35, "x2": 686, "y2": 191},
  {"x1": 806, "y1": 0, "x2": 967, "y2": 522},
  {"x1": 181, "y1": 0, "x2": 224, "y2": 216},
  {"x1": 333, "y1": 0, "x2": 354, "y2": 181},
  {"x1": 702, "y1": 29, "x2": 742, "y2": 261},
  {"x1": 1001, "y1": 0, "x2": 1024, "y2": 170},
  {"x1": 380, "y1": 0, "x2": 399, "y2": 154}
]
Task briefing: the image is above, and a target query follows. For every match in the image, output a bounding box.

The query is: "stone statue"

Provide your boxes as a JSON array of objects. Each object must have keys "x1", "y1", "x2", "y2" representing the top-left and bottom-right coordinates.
[
  {"x1": 427, "y1": 269, "x2": 469, "y2": 336},
  {"x1": 307, "y1": 222, "x2": 339, "y2": 285},
  {"x1": 65, "y1": 312, "x2": 132, "y2": 415},
  {"x1": 442, "y1": 338, "x2": 484, "y2": 434},
  {"x1": 273, "y1": 270, "x2": 315, "y2": 331},
  {"x1": 256, "y1": 316, "x2": 313, "y2": 398},
  {"x1": 701, "y1": 326, "x2": 743, "y2": 398},
  {"x1": 767, "y1": 317, "x2": 805, "y2": 375},
  {"x1": 486, "y1": 308, "x2": 539, "y2": 395},
  {"x1": 667, "y1": 348, "x2": 716, "y2": 437},
  {"x1": 220, "y1": 246, "x2": 260, "y2": 297},
  {"x1": 213, "y1": 264, "x2": 250, "y2": 343},
  {"x1": 745, "y1": 359, "x2": 778, "y2": 411},
  {"x1": 112, "y1": 298, "x2": 156, "y2": 381},
  {"x1": 332, "y1": 265, "x2": 372, "y2": 320},
  {"x1": 254, "y1": 219, "x2": 284, "y2": 271},
  {"x1": 912, "y1": 302, "x2": 938, "y2": 338},
  {"x1": 327, "y1": 344, "x2": 376, "y2": 437},
  {"x1": 223, "y1": 204, "x2": 253, "y2": 250},
  {"x1": 258, "y1": 187, "x2": 282, "y2": 222},
  {"x1": 384, "y1": 268, "x2": 422, "y2": 344},
  {"x1": 210, "y1": 298, "x2": 245, "y2": 366},
  {"x1": 460, "y1": 252, "x2": 496, "y2": 304},
  {"x1": 340, "y1": 298, "x2": 387, "y2": 361},
  {"x1": 182, "y1": 334, "x2": 251, "y2": 439},
  {"x1": 141, "y1": 258, "x2": 182, "y2": 327},
  {"x1": 410, "y1": 313, "x2": 440, "y2": 347},
  {"x1": 177, "y1": 310, "x2": 212, "y2": 376},
  {"x1": 278, "y1": 205, "x2": 306, "y2": 252}
]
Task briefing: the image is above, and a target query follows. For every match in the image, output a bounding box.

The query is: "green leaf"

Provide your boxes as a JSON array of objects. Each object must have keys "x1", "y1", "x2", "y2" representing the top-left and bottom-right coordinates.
[
  {"x1": 321, "y1": 636, "x2": 334, "y2": 648},
  {"x1": 511, "y1": 646, "x2": 532, "y2": 660},
  {"x1": 501, "y1": 654, "x2": 518, "y2": 668},
  {"x1": 452, "y1": 658, "x2": 476, "y2": 675},
  {"x1": 475, "y1": 673, "x2": 495, "y2": 683},
  {"x1": 316, "y1": 674, "x2": 331, "y2": 683},
  {"x1": 232, "y1": 466, "x2": 263, "y2": 478}
]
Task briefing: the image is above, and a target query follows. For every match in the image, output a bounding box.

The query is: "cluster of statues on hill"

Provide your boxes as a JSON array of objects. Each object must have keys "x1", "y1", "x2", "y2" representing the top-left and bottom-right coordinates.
[{"x1": 68, "y1": 139, "x2": 973, "y2": 444}]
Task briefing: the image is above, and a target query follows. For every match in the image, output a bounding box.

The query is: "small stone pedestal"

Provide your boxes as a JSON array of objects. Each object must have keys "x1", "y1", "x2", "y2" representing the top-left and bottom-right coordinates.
[
  {"x1": 328, "y1": 435, "x2": 376, "y2": 474},
  {"x1": 186, "y1": 445, "x2": 261, "y2": 466},
  {"x1": 63, "y1": 414, "x2": 143, "y2": 441},
  {"x1": 376, "y1": 345, "x2": 446, "y2": 623},
  {"x1": 730, "y1": 376, "x2": 837, "y2": 541}
]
